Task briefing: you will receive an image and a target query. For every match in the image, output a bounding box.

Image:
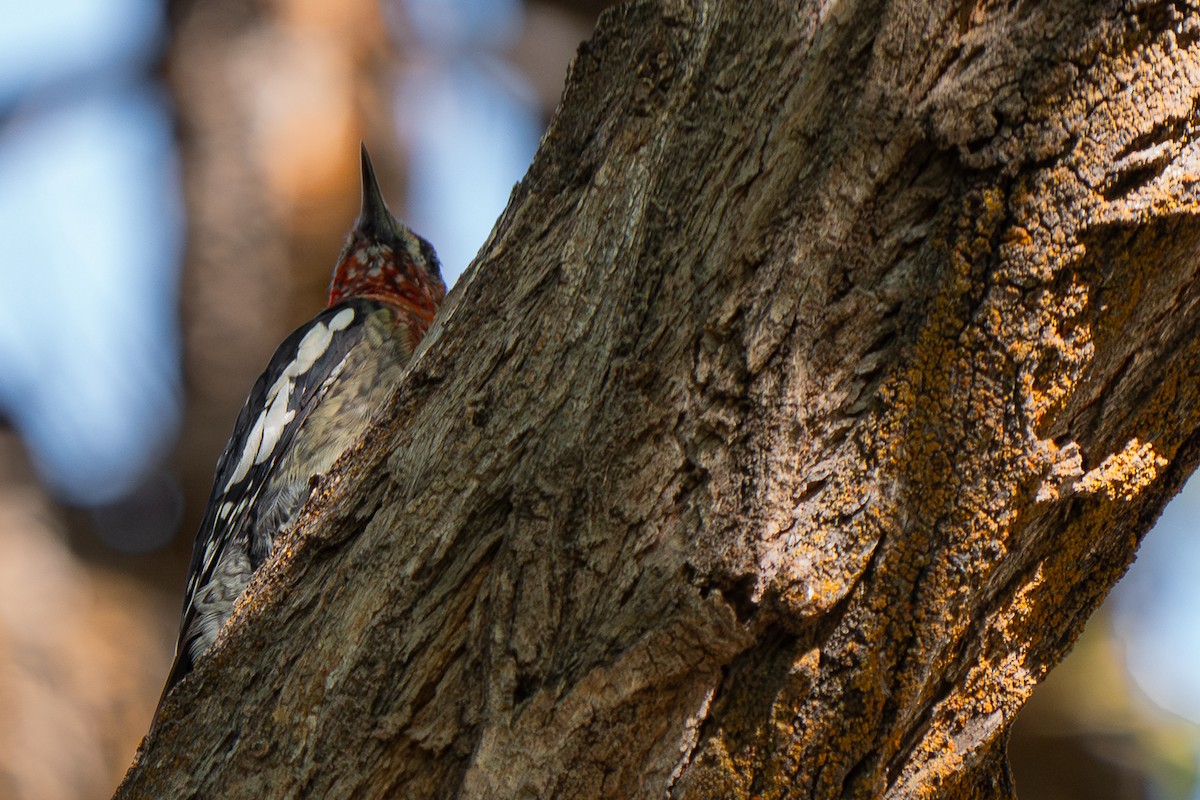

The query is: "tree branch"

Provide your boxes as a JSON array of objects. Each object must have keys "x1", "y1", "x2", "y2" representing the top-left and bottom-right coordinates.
[{"x1": 118, "y1": 1, "x2": 1200, "y2": 797}]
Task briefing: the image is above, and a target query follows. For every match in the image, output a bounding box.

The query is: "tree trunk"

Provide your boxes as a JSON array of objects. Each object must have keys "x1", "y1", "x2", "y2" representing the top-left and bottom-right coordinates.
[{"x1": 117, "y1": 1, "x2": 1200, "y2": 797}]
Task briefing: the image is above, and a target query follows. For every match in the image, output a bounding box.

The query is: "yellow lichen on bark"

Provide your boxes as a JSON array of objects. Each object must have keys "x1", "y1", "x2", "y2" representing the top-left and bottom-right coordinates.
[{"x1": 1075, "y1": 439, "x2": 1168, "y2": 501}]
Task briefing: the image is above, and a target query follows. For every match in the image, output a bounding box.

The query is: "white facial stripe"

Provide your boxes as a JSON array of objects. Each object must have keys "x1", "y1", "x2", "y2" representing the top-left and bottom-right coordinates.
[{"x1": 402, "y1": 232, "x2": 420, "y2": 260}]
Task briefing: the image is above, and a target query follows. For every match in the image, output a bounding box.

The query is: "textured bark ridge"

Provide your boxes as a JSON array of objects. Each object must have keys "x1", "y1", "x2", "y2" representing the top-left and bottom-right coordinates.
[{"x1": 118, "y1": 1, "x2": 1200, "y2": 798}]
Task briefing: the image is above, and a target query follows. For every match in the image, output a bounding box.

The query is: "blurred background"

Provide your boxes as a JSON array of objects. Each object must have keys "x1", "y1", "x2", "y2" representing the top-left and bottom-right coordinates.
[{"x1": 0, "y1": 1, "x2": 1194, "y2": 798}]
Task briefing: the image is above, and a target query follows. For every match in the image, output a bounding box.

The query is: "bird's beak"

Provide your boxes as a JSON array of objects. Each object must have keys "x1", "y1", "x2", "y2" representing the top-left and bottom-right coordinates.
[{"x1": 356, "y1": 143, "x2": 397, "y2": 239}]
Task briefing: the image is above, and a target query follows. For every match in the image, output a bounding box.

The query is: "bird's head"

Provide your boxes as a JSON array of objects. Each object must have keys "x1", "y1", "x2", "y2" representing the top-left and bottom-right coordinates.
[{"x1": 329, "y1": 145, "x2": 446, "y2": 336}]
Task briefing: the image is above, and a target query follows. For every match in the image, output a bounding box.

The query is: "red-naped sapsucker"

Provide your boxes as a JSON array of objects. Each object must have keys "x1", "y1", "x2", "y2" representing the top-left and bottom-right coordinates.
[{"x1": 157, "y1": 146, "x2": 445, "y2": 707}]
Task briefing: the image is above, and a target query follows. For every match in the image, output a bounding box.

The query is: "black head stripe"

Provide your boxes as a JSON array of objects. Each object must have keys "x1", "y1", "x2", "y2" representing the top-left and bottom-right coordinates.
[{"x1": 416, "y1": 234, "x2": 443, "y2": 282}]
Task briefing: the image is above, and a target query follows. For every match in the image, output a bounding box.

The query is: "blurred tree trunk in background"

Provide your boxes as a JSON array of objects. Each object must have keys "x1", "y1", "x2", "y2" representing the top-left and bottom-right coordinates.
[
  {"x1": 166, "y1": 0, "x2": 397, "y2": 552},
  {"x1": 0, "y1": 432, "x2": 171, "y2": 800},
  {"x1": 118, "y1": 0, "x2": 1200, "y2": 798}
]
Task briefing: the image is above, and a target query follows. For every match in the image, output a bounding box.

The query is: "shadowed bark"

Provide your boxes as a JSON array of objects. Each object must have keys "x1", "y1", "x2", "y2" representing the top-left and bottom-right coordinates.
[{"x1": 118, "y1": 1, "x2": 1200, "y2": 797}]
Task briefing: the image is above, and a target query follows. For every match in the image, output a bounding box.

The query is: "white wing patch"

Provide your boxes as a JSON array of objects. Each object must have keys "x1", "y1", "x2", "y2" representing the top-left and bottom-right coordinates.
[
  {"x1": 167, "y1": 302, "x2": 380, "y2": 692},
  {"x1": 221, "y1": 308, "x2": 356, "y2": 492},
  {"x1": 226, "y1": 411, "x2": 266, "y2": 488},
  {"x1": 294, "y1": 319, "x2": 335, "y2": 372},
  {"x1": 202, "y1": 536, "x2": 218, "y2": 579},
  {"x1": 329, "y1": 307, "x2": 355, "y2": 331},
  {"x1": 256, "y1": 381, "x2": 295, "y2": 466}
]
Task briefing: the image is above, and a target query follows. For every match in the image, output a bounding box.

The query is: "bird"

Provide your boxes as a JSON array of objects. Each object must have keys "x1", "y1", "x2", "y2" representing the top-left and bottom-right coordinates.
[{"x1": 156, "y1": 145, "x2": 446, "y2": 711}]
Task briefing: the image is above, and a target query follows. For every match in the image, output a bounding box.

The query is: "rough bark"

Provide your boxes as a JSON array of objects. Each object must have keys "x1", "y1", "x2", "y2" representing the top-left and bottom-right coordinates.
[{"x1": 118, "y1": 0, "x2": 1200, "y2": 798}]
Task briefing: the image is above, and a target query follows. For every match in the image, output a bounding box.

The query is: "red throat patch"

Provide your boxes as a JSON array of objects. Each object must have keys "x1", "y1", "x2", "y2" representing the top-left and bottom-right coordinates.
[{"x1": 328, "y1": 241, "x2": 446, "y2": 340}]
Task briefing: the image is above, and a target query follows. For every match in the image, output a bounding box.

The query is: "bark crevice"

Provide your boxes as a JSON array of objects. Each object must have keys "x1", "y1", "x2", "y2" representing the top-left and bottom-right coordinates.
[{"x1": 119, "y1": 1, "x2": 1200, "y2": 798}]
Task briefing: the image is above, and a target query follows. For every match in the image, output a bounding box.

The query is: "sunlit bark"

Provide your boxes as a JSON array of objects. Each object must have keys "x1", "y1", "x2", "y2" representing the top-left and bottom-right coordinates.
[{"x1": 119, "y1": 1, "x2": 1200, "y2": 797}]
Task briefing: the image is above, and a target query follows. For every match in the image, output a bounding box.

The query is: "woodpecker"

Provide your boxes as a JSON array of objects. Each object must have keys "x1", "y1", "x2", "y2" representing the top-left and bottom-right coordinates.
[{"x1": 158, "y1": 146, "x2": 445, "y2": 704}]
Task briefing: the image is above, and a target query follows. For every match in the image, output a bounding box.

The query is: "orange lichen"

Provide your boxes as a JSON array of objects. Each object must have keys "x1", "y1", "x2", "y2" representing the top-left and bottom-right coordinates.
[
  {"x1": 1075, "y1": 439, "x2": 1168, "y2": 502},
  {"x1": 689, "y1": 5, "x2": 1200, "y2": 799}
]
